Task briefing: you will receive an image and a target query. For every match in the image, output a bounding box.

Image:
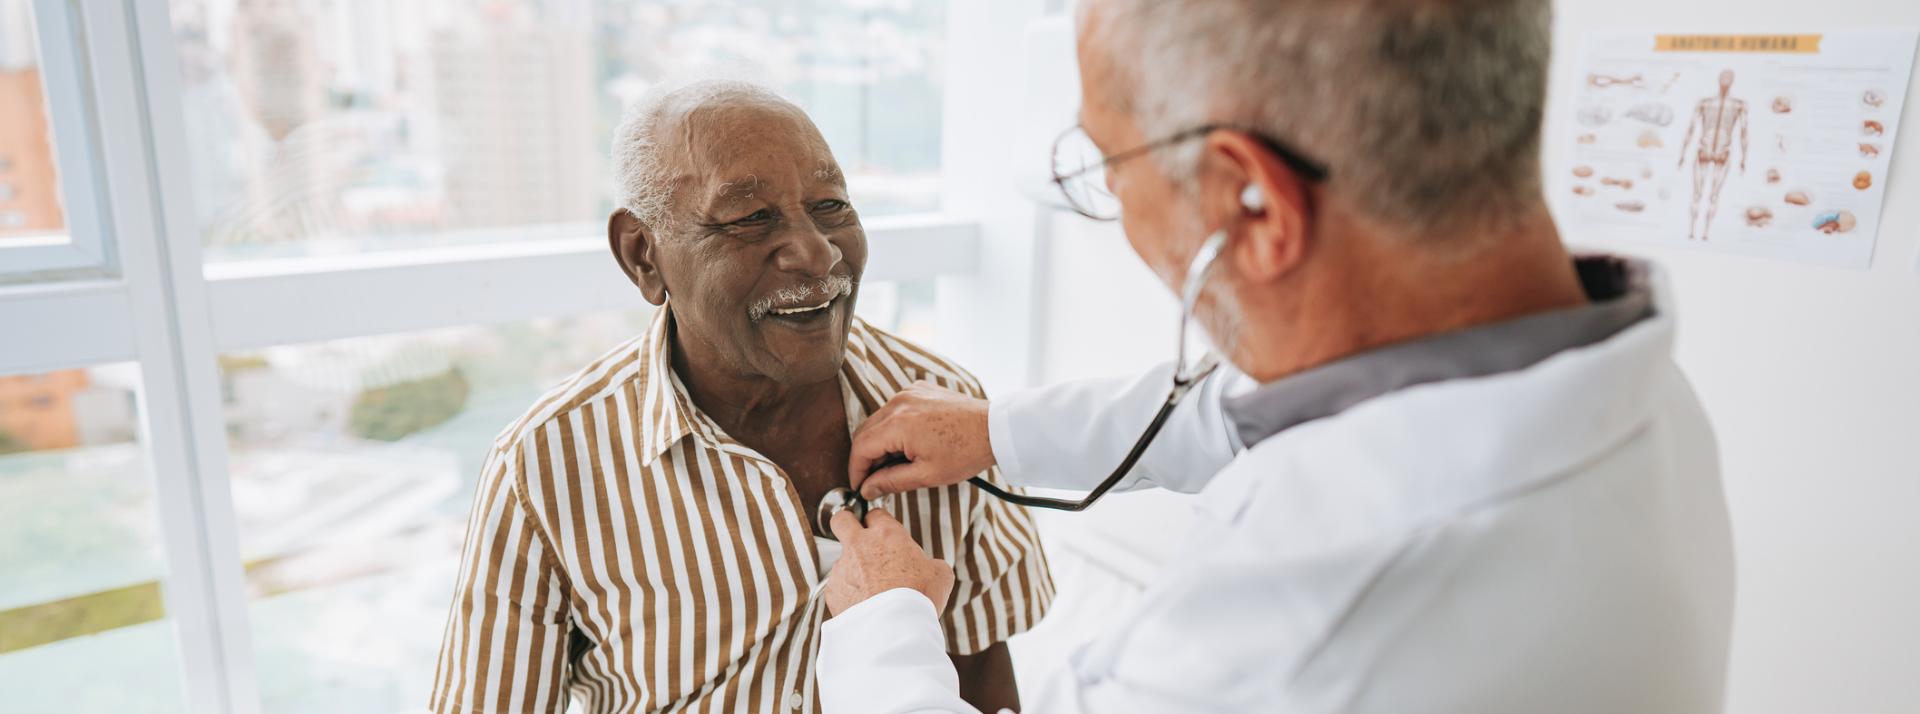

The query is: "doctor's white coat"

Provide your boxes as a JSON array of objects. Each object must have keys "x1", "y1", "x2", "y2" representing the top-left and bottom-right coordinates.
[{"x1": 819, "y1": 268, "x2": 1735, "y2": 713}]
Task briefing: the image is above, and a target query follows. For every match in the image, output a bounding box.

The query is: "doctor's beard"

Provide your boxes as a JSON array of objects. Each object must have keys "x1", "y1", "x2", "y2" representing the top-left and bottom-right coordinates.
[
  {"x1": 1193, "y1": 272, "x2": 1244, "y2": 362},
  {"x1": 1155, "y1": 228, "x2": 1245, "y2": 363}
]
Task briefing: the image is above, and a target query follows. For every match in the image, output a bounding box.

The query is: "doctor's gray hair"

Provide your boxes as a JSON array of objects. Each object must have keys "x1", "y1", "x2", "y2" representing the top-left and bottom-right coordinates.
[
  {"x1": 610, "y1": 77, "x2": 794, "y2": 234},
  {"x1": 1087, "y1": 0, "x2": 1553, "y2": 237}
]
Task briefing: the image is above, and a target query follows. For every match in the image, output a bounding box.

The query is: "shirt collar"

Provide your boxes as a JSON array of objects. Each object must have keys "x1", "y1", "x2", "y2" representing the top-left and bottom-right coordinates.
[
  {"x1": 634, "y1": 307, "x2": 697, "y2": 466},
  {"x1": 1221, "y1": 255, "x2": 1656, "y2": 448},
  {"x1": 633, "y1": 305, "x2": 897, "y2": 466}
]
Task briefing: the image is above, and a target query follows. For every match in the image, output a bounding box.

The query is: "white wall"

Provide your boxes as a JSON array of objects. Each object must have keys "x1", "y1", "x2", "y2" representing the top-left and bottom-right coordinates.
[
  {"x1": 1025, "y1": 3, "x2": 1920, "y2": 712},
  {"x1": 1544, "y1": 4, "x2": 1920, "y2": 713}
]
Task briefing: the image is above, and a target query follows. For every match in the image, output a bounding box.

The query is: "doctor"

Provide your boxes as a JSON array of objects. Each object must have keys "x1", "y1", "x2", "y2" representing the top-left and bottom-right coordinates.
[{"x1": 819, "y1": 0, "x2": 1736, "y2": 712}]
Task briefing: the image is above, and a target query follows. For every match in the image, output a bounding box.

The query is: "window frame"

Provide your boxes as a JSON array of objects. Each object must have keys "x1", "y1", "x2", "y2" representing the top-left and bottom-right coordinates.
[
  {"x1": 0, "y1": 0, "x2": 113, "y2": 278},
  {"x1": 0, "y1": 1, "x2": 1045, "y2": 711}
]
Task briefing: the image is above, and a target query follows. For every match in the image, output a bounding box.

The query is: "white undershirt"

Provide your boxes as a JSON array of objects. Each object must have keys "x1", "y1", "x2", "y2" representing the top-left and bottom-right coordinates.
[
  {"x1": 814, "y1": 373, "x2": 864, "y2": 579},
  {"x1": 814, "y1": 536, "x2": 844, "y2": 578}
]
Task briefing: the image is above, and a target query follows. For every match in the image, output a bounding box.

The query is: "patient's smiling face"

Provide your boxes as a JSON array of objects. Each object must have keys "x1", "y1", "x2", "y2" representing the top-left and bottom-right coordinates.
[{"x1": 613, "y1": 98, "x2": 867, "y2": 388}]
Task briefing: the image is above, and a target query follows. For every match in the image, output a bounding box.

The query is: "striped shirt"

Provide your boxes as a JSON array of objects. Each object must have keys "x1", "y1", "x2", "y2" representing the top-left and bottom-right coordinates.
[{"x1": 430, "y1": 308, "x2": 1055, "y2": 713}]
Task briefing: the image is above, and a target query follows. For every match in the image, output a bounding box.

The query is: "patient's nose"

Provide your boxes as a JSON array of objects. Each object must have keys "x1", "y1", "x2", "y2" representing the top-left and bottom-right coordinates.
[{"x1": 774, "y1": 221, "x2": 842, "y2": 277}]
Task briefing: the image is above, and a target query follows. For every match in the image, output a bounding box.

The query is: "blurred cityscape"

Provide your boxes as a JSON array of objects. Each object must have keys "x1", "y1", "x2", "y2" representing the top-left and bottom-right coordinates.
[{"x1": 169, "y1": 0, "x2": 948, "y2": 259}]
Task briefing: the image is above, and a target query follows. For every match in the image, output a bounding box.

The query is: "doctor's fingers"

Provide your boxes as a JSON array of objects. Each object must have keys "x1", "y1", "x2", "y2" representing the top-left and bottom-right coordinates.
[
  {"x1": 846, "y1": 415, "x2": 905, "y2": 491},
  {"x1": 858, "y1": 461, "x2": 948, "y2": 501},
  {"x1": 828, "y1": 508, "x2": 866, "y2": 544},
  {"x1": 852, "y1": 384, "x2": 995, "y2": 496},
  {"x1": 860, "y1": 507, "x2": 906, "y2": 535},
  {"x1": 831, "y1": 506, "x2": 907, "y2": 538}
]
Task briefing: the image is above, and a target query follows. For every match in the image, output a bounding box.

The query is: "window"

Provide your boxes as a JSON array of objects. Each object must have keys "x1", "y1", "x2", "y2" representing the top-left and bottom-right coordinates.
[
  {"x1": 0, "y1": 0, "x2": 107, "y2": 278},
  {"x1": 216, "y1": 313, "x2": 651, "y2": 710},
  {"x1": 170, "y1": 0, "x2": 948, "y2": 263},
  {"x1": 0, "y1": 365, "x2": 188, "y2": 714}
]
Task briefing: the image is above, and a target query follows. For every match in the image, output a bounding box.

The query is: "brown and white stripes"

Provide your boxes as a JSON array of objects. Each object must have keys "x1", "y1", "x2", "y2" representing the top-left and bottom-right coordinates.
[{"x1": 430, "y1": 309, "x2": 1054, "y2": 713}]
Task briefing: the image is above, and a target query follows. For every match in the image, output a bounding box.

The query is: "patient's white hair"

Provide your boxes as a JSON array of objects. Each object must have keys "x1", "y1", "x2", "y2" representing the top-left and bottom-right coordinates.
[{"x1": 610, "y1": 78, "x2": 794, "y2": 234}]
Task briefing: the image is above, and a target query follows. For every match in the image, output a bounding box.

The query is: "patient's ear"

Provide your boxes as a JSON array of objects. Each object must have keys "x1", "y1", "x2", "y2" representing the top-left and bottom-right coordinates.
[{"x1": 608, "y1": 210, "x2": 668, "y2": 305}]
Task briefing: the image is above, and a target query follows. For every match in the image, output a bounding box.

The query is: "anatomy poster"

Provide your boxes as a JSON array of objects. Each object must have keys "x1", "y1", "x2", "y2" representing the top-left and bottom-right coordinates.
[{"x1": 1558, "y1": 31, "x2": 1918, "y2": 269}]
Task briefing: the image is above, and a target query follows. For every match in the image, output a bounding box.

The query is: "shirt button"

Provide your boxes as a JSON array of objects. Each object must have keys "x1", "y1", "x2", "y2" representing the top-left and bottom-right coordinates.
[{"x1": 788, "y1": 692, "x2": 804, "y2": 709}]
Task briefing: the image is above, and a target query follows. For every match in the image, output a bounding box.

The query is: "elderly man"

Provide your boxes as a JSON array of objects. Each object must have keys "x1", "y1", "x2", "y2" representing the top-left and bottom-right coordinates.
[
  {"x1": 820, "y1": 0, "x2": 1735, "y2": 712},
  {"x1": 430, "y1": 80, "x2": 1052, "y2": 714}
]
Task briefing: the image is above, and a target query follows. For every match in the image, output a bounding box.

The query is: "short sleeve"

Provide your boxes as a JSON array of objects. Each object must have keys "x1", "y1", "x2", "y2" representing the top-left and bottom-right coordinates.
[
  {"x1": 939, "y1": 463, "x2": 1057, "y2": 655},
  {"x1": 878, "y1": 338, "x2": 1056, "y2": 655},
  {"x1": 430, "y1": 443, "x2": 575, "y2": 713}
]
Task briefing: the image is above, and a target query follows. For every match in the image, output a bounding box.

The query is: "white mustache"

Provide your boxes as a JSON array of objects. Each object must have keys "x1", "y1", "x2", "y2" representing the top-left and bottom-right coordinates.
[{"x1": 747, "y1": 275, "x2": 855, "y2": 321}]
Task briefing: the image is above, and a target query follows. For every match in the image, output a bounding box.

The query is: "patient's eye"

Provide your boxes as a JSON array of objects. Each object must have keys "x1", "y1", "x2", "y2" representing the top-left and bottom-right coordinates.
[
  {"x1": 733, "y1": 208, "x2": 777, "y2": 226},
  {"x1": 810, "y1": 200, "x2": 856, "y2": 229},
  {"x1": 699, "y1": 206, "x2": 781, "y2": 241}
]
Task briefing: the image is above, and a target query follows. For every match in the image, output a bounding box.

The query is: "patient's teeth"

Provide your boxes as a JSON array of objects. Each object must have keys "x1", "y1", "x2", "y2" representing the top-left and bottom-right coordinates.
[{"x1": 770, "y1": 300, "x2": 832, "y2": 316}]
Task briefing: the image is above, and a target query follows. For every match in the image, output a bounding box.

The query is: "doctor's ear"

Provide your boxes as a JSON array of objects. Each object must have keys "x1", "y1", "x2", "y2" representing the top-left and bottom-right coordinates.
[
  {"x1": 1203, "y1": 130, "x2": 1311, "y2": 283},
  {"x1": 608, "y1": 209, "x2": 670, "y2": 305}
]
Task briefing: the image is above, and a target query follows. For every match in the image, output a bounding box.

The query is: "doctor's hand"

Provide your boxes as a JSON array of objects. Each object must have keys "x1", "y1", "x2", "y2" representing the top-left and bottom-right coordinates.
[
  {"x1": 848, "y1": 381, "x2": 994, "y2": 500},
  {"x1": 824, "y1": 508, "x2": 955, "y2": 617}
]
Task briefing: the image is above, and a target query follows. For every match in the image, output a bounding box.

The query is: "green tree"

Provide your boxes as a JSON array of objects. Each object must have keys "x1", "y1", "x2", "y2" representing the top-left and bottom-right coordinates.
[{"x1": 345, "y1": 368, "x2": 471, "y2": 442}]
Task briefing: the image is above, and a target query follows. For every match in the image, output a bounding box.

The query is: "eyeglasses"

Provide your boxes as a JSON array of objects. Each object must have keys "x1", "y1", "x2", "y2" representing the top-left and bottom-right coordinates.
[{"x1": 1050, "y1": 123, "x2": 1332, "y2": 222}]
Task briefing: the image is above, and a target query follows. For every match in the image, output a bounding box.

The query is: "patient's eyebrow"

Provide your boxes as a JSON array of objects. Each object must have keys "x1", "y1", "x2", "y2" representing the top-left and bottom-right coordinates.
[
  {"x1": 708, "y1": 175, "x2": 761, "y2": 211},
  {"x1": 813, "y1": 163, "x2": 845, "y2": 188}
]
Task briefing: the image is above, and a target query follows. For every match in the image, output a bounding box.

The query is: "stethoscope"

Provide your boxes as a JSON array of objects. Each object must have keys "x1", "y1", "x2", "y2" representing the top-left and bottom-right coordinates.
[{"x1": 817, "y1": 228, "x2": 1231, "y2": 538}]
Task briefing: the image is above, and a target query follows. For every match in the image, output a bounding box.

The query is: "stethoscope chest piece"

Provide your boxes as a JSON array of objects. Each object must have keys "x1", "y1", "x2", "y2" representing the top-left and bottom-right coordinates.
[{"x1": 816, "y1": 487, "x2": 869, "y2": 540}]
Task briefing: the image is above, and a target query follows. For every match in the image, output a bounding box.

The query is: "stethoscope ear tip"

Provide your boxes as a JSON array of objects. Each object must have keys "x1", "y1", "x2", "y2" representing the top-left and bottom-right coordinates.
[{"x1": 1240, "y1": 184, "x2": 1264, "y2": 213}]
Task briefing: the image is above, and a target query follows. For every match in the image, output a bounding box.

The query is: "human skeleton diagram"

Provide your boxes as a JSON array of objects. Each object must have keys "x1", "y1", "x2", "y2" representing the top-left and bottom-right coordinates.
[{"x1": 1676, "y1": 70, "x2": 1749, "y2": 241}]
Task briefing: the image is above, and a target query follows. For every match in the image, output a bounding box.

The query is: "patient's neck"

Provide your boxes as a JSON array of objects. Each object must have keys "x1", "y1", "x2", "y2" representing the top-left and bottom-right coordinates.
[
  {"x1": 668, "y1": 328, "x2": 853, "y2": 514},
  {"x1": 668, "y1": 333, "x2": 844, "y2": 441}
]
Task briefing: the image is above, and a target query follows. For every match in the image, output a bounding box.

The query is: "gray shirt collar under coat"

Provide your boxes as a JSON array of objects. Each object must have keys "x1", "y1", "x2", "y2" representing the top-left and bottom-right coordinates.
[{"x1": 1222, "y1": 256, "x2": 1655, "y2": 448}]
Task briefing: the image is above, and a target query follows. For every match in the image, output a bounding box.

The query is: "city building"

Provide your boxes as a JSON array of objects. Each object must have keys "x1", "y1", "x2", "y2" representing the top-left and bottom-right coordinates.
[
  {"x1": 0, "y1": 371, "x2": 87, "y2": 452},
  {"x1": 429, "y1": 7, "x2": 597, "y2": 230}
]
